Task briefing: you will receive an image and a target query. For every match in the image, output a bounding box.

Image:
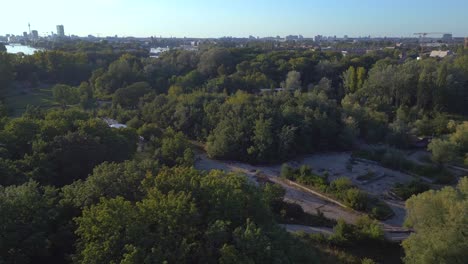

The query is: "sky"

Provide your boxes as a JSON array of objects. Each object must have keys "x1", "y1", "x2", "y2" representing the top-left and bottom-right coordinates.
[{"x1": 1, "y1": 0, "x2": 467, "y2": 38}]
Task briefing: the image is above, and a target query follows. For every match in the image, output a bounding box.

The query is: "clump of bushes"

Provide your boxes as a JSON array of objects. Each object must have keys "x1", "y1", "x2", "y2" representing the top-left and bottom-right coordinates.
[
  {"x1": 392, "y1": 180, "x2": 430, "y2": 200},
  {"x1": 280, "y1": 164, "x2": 394, "y2": 220},
  {"x1": 330, "y1": 216, "x2": 385, "y2": 245},
  {"x1": 297, "y1": 215, "x2": 402, "y2": 264},
  {"x1": 353, "y1": 146, "x2": 455, "y2": 184}
]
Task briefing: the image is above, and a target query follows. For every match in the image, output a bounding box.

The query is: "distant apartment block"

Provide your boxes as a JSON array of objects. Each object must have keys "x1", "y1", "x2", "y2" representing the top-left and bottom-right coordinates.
[
  {"x1": 442, "y1": 33, "x2": 453, "y2": 42},
  {"x1": 31, "y1": 30, "x2": 39, "y2": 39},
  {"x1": 56, "y1": 25, "x2": 65, "y2": 37}
]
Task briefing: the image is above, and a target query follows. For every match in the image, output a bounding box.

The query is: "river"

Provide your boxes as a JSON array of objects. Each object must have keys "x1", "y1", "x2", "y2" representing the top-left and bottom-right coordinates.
[{"x1": 5, "y1": 44, "x2": 42, "y2": 55}]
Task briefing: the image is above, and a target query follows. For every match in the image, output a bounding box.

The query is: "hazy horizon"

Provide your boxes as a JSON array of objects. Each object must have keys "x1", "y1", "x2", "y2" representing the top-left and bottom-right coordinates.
[{"x1": 1, "y1": 0, "x2": 467, "y2": 38}]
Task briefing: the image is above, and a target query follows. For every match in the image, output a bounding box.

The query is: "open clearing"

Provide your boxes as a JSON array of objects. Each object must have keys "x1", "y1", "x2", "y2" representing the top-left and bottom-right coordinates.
[
  {"x1": 4, "y1": 85, "x2": 57, "y2": 116},
  {"x1": 195, "y1": 151, "x2": 418, "y2": 240}
]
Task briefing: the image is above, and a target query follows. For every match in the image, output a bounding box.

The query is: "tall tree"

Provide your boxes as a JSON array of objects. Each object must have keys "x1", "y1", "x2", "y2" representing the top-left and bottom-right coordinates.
[
  {"x1": 342, "y1": 66, "x2": 357, "y2": 93},
  {"x1": 284, "y1": 70, "x2": 302, "y2": 90},
  {"x1": 52, "y1": 84, "x2": 79, "y2": 109},
  {"x1": 403, "y1": 177, "x2": 468, "y2": 264},
  {"x1": 0, "y1": 182, "x2": 59, "y2": 264},
  {"x1": 247, "y1": 118, "x2": 274, "y2": 162},
  {"x1": 0, "y1": 52, "x2": 14, "y2": 94}
]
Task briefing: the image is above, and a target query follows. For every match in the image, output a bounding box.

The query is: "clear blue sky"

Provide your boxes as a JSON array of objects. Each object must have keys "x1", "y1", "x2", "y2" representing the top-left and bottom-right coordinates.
[{"x1": 1, "y1": 0, "x2": 467, "y2": 38}]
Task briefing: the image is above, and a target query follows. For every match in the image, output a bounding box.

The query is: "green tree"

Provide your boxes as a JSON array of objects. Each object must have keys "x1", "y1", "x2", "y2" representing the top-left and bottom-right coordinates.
[
  {"x1": 416, "y1": 68, "x2": 435, "y2": 110},
  {"x1": 52, "y1": 84, "x2": 79, "y2": 109},
  {"x1": 0, "y1": 182, "x2": 58, "y2": 264},
  {"x1": 198, "y1": 48, "x2": 233, "y2": 77},
  {"x1": 3, "y1": 117, "x2": 40, "y2": 157},
  {"x1": 403, "y1": 177, "x2": 468, "y2": 264},
  {"x1": 342, "y1": 66, "x2": 357, "y2": 93},
  {"x1": 450, "y1": 122, "x2": 468, "y2": 153},
  {"x1": 284, "y1": 70, "x2": 302, "y2": 89},
  {"x1": 113, "y1": 81, "x2": 152, "y2": 108},
  {"x1": 0, "y1": 52, "x2": 14, "y2": 93},
  {"x1": 247, "y1": 118, "x2": 274, "y2": 162},
  {"x1": 0, "y1": 51, "x2": 15, "y2": 94},
  {"x1": 74, "y1": 168, "x2": 318, "y2": 263},
  {"x1": 61, "y1": 160, "x2": 157, "y2": 208},
  {"x1": 78, "y1": 82, "x2": 95, "y2": 110},
  {"x1": 356, "y1": 66, "x2": 367, "y2": 91},
  {"x1": 428, "y1": 138, "x2": 458, "y2": 164}
]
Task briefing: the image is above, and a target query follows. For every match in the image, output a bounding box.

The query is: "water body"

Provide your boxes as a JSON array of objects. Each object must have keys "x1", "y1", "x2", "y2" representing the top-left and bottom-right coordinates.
[{"x1": 5, "y1": 44, "x2": 42, "y2": 55}]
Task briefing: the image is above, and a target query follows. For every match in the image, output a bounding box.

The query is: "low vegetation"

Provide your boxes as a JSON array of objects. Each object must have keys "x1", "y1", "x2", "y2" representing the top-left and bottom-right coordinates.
[
  {"x1": 263, "y1": 183, "x2": 336, "y2": 228},
  {"x1": 353, "y1": 146, "x2": 456, "y2": 184},
  {"x1": 280, "y1": 164, "x2": 394, "y2": 220},
  {"x1": 296, "y1": 216, "x2": 403, "y2": 264},
  {"x1": 391, "y1": 180, "x2": 431, "y2": 200}
]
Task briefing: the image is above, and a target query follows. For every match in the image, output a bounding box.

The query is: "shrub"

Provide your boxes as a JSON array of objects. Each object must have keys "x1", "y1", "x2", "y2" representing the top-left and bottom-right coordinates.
[
  {"x1": 343, "y1": 188, "x2": 368, "y2": 211},
  {"x1": 330, "y1": 177, "x2": 353, "y2": 192},
  {"x1": 392, "y1": 180, "x2": 430, "y2": 200},
  {"x1": 368, "y1": 199, "x2": 394, "y2": 220},
  {"x1": 355, "y1": 216, "x2": 385, "y2": 241},
  {"x1": 280, "y1": 164, "x2": 295, "y2": 180}
]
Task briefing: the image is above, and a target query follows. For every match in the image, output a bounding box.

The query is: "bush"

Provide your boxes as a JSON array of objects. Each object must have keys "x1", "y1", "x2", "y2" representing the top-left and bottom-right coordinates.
[
  {"x1": 355, "y1": 216, "x2": 385, "y2": 241},
  {"x1": 343, "y1": 188, "x2": 368, "y2": 211},
  {"x1": 280, "y1": 164, "x2": 295, "y2": 180},
  {"x1": 410, "y1": 164, "x2": 455, "y2": 184},
  {"x1": 331, "y1": 219, "x2": 356, "y2": 245},
  {"x1": 355, "y1": 146, "x2": 455, "y2": 183},
  {"x1": 330, "y1": 177, "x2": 354, "y2": 192},
  {"x1": 392, "y1": 180, "x2": 430, "y2": 200},
  {"x1": 368, "y1": 199, "x2": 394, "y2": 220},
  {"x1": 380, "y1": 148, "x2": 412, "y2": 171}
]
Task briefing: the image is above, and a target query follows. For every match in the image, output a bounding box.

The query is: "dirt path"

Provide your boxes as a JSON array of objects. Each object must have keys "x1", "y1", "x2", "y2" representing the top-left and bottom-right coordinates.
[
  {"x1": 281, "y1": 224, "x2": 409, "y2": 242},
  {"x1": 281, "y1": 224, "x2": 334, "y2": 236}
]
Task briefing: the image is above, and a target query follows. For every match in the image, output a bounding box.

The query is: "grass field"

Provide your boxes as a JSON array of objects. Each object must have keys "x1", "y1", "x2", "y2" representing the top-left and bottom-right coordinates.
[{"x1": 4, "y1": 86, "x2": 58, "y2": 117}]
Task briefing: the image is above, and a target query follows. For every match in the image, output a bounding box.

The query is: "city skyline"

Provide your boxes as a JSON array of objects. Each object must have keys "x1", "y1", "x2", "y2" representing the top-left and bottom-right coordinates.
[{"x1": 1, "y1": 0, "x2": 468, "y2": 38}]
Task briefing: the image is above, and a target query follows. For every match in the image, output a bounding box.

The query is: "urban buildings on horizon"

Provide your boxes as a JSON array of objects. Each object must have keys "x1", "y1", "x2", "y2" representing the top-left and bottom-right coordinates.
[{"x1": 1, "y1": 23, "x2": 467, "y2": 47}]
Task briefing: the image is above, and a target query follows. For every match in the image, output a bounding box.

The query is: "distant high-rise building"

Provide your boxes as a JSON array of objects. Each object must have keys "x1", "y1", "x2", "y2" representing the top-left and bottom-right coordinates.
[
  {"x1": 442, "y1": 33, "x2": 453, "y2": 42},
  {"x1": 56, "y1": 25, "x2": 65, "y2": 37},
  {"x1": 465, "y1": 37, "x2": 468, "y2": 49},
  {"x1": 31, "y1": 30, "x2": 39, "y2": 39},
  {"x1": 23, "y1": 32, "x2": 28, "y2": 38}
]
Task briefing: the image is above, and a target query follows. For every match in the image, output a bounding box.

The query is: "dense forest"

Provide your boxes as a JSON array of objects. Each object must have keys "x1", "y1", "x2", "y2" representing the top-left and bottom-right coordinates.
[{"x1": 0, "y1": 41, "x2": 467, "y2": 263}]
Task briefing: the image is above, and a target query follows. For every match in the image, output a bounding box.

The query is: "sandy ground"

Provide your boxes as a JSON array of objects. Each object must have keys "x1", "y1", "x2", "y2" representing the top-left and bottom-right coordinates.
[{"x1": 195, "y1": 152, "x2": 414, "y2": 240}]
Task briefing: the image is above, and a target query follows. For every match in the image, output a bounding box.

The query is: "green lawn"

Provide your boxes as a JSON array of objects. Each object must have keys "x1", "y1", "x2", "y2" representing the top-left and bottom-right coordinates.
[{"x1": 4, "y1": 87, "x2": 58, "y2": 117}]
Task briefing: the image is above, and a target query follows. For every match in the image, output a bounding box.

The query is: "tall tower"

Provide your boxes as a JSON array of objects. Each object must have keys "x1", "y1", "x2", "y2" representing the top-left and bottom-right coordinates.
[{"x1": 56, "y1": 25, "x2": 65, "y2": 37}]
